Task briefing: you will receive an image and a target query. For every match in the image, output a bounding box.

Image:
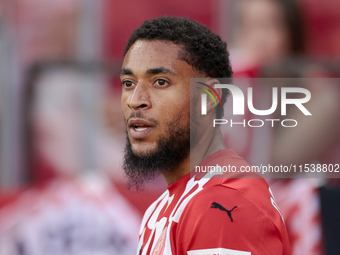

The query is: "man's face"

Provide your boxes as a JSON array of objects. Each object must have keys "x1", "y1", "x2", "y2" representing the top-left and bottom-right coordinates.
[
  {"x1": 120, "y1": 40, "x2": 195, "y2": 188},
  {"x1": 121, "y1": 40, "x2": 194, "y2": 155}
]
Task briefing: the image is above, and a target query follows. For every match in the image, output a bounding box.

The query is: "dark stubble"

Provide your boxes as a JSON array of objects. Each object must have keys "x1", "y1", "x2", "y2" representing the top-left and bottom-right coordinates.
[{"x1": 122, "y1": 110, "x2": 198, "y2": 190}]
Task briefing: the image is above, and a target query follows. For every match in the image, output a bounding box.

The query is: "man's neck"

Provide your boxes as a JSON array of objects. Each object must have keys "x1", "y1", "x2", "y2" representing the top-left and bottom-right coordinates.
[{"x1": 162, "y1": 128, "x2": 226, "y2": 186}]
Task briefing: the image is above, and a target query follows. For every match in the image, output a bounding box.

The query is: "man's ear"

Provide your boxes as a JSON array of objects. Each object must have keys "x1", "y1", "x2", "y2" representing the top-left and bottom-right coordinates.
[{"x1": 204, "y1": 78, "x2": 222, "y2": 114}]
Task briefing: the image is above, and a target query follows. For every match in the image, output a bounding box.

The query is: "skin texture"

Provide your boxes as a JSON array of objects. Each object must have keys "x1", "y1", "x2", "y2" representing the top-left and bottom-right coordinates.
[{"x1": 120, "y1": 40, "x2": 226, "y2": 185}]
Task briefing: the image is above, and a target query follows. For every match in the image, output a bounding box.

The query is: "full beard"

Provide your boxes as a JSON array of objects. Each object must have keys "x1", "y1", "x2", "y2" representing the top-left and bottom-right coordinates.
[{"x1": 122, "y1": 115, "x2": 197, "y2": 191}]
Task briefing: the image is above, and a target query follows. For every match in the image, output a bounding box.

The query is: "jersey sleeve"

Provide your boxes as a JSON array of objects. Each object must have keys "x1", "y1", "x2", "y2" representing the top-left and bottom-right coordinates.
[{"x1": 175, "y1": 185, "x2": 288, "y2": 255}]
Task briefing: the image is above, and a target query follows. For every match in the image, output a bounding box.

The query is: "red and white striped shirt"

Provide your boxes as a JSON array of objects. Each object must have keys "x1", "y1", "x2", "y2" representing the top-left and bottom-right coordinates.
[{"x1": 137, "y1": 149, "x2": 292, "y2": 255}]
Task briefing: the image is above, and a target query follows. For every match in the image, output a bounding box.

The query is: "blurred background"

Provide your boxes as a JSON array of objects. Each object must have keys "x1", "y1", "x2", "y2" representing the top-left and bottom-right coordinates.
[{"x1": 0, "y1": 0, "x2": 339, "y2": 254}]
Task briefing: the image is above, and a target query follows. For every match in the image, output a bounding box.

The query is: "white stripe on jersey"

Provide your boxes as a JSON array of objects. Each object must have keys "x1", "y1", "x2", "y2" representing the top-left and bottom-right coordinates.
[{"x1": 138, "y1": 171, "x2": 223, "y2": 255}]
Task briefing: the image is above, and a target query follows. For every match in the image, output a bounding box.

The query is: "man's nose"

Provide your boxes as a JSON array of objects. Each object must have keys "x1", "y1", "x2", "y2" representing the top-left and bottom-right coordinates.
[{"x1": 127, "y1": 82, "x2": 151, "y2": 111}]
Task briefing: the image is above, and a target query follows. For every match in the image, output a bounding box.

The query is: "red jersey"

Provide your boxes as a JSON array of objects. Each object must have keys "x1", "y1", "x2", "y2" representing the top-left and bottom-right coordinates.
[{"x1": 137, "y1": 149, "x2": 291, "y2": 255}]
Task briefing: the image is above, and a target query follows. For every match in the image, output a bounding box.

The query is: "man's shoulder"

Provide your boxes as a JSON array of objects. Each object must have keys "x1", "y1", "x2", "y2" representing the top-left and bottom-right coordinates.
[
  {"x1": 195, "y1": 149, "x2": 270, "y2": 208},
  {"x1": 176, "y1": 180, "x2": 290, "y2": 255},
  {"x1": 178, "y1": 177, "x2": 288, "y2": 245},
  {"x1": 185, "y1": 177, "x2": 273, "y2": 221}
]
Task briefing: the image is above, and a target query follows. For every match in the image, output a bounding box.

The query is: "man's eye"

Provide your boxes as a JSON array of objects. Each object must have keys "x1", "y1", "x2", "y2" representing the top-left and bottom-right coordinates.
[
  {"x1": 156, "y1": 79, "x2": 168, "y2": 86},
  {"x1": 122, "y1": 81, "x2": 133, "y2": 88}
]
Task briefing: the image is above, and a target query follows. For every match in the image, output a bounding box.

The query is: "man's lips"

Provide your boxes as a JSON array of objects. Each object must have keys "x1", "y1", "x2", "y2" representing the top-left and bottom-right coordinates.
[{"x1": 128, "y1": 118, "x2": 155, "y2": 139}]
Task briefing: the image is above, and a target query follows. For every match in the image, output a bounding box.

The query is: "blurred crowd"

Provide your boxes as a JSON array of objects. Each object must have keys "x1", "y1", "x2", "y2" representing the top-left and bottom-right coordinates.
[{"x1": 0, "y1": 0, "x2": 339, "y2": 255}]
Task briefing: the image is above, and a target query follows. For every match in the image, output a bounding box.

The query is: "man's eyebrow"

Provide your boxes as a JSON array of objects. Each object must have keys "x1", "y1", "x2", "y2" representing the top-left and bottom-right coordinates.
[
  {"x1": 120, "y1": 68, "x2": 133, "y2": 76},
  {"x1": 146, "y1": 67, "x2": 174, "y2": 75}
]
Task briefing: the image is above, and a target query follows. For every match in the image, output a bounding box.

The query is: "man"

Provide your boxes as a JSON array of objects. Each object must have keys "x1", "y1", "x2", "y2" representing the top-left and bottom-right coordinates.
[{"x1": 120, "y1": 16, "x2": 291, "y2": 255}]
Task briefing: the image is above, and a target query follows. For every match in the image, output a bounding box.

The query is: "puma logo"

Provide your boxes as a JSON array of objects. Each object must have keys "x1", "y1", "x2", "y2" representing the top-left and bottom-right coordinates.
[{"x1": 211, "y1": 202, "x2": 237, "y2": 222}]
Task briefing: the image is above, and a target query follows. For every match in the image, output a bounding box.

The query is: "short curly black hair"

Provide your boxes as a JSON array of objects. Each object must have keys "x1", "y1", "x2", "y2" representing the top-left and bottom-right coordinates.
[{"x1": 123, "y1": 16, "x2": 232, "y2": 119}]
